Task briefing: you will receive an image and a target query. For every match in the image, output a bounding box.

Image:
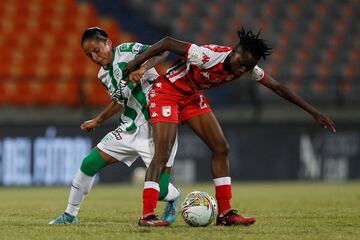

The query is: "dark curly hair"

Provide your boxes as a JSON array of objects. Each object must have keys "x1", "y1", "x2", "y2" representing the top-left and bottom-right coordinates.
[{"x1": 236, "y1": 27, "x2": 272, "y2": 60}]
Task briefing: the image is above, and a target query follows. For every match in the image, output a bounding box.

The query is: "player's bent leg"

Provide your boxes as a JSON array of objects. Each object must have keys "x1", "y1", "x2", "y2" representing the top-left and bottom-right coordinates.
[
  {"x1": 186, "y1": 113, "x2": 255, "y2": 226},
  {"x1": 140, "y1": 122, "x2": 178, "y2": 227},
  {"x1": 186, "y1": 112, "x2": 230, "y2": 178},
  {"x1": 49, "y1": 148, "x2": 116, "y2": 225}
]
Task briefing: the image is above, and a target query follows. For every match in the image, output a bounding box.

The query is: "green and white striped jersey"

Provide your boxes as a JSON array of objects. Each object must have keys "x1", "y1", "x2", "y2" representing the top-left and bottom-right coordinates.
[{"x1": 97, "y1": 42, "x2": 158, "y2": 132}]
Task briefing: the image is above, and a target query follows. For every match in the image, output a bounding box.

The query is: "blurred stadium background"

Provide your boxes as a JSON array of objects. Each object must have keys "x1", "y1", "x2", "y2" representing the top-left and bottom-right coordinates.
[{"x1": 0, "y1": 0, "x2": 359, "y2": 186}]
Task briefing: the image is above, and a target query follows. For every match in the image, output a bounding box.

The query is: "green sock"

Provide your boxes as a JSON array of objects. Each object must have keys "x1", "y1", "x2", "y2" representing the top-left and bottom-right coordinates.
[{"x1": 158, "y1": 171, "x2": 170, "y2": 200}]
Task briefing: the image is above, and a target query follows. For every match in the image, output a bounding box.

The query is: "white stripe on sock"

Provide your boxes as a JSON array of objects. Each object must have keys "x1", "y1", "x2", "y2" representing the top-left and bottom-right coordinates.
[
  {"x1": 144, "y1": 181, "x2": 160, "y2": 191},
  {"x1": 213, "y1": 177, "x2": 231, "y2": 186},
  {"x1": 163, "y1": 183, "x2": 180, "y2": 202}
]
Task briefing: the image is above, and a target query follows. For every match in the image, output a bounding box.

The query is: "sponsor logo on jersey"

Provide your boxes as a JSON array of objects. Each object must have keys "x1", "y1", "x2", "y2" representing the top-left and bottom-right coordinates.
[
  {"x1": 150, "y1": 102, "x2": 156, "y2": 108},
  {"x1": 200, "y1": 71, "x2": 210, "y2": 79},
  {"x1": 199, "y1": 94, "x2": 208, "y2": 109},
  {"x1": 149, "y1": 89, "x2": 156, "y2": 99},
  {"x1": 111, "y1": 127, "x2": 123, "y2": 140},
  {"x1": 151, "y1": 112, "x2": 159, "y2": 118},
  {"x1": 202, "y1": 53, "x2": 210, "y2": 64},
  {"x1": 112, "y1": 88, "x2": 124, "y2": 102},
  {"x1": 162, "y1": 106, "x2": 171, "y2": 117},
  {"x1": 132, "y1": 43, "x2": 142, "y2": 54},
  {"x1": 203, "y1": 45, "x2": 232, "y2": 52}
]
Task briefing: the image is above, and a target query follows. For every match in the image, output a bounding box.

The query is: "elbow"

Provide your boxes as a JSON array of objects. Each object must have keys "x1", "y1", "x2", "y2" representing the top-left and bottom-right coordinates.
[
  {"x1": 162, "y1": 36, "x2": 172, "y2": 42},
  {"x1": 161, "y1": 50, "x2": 170, "y2": 58},
  {"x1": 159, "y1": 37, "x2": 173, "y2": 50}
]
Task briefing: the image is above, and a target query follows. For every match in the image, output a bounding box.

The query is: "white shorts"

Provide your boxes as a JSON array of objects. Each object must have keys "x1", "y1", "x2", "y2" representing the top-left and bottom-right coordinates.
[{"x1": 97, "y1": 123, "x2": 177, "y2": 168}]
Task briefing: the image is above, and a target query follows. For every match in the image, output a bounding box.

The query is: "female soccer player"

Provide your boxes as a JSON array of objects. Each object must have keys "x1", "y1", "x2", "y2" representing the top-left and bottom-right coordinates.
[
  {"x1": 49, "y1": 28, "x2": 180, "y2": 226},
  {"x1": 124, "y1": 27, "x2": 336, "y2": 226}
]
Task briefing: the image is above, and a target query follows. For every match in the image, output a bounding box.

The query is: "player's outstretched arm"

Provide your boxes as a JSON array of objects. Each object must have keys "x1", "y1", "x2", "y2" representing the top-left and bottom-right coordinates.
[
  {"x1": 128, "y1": 51, "x2": 170, "y2": 84},
  {"x1": 80, "y1": 101, "x2": 123, "y2": 132},
  {"x1": 124, "y1": 37, "x2": 190, "y2": 76},
  {"x1": 260, "y1": 74, "x2": 336, "y2": 133}
]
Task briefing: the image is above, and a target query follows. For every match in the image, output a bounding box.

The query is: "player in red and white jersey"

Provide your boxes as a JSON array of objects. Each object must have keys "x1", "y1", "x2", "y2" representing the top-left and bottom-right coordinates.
[
  {"x1": 125, "y1": 28, "x2": 336, "y2": 227},
  {"x1": 163, "y1": 44, "x2": 265, "y2": 93}
]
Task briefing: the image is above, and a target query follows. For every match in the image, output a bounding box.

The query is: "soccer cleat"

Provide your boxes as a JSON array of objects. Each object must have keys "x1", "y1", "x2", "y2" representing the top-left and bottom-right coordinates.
[
  {"x1": 48, "y1": 213, "x2": 79, "y2": 225},
  {"x1": 138, "y1": 214, "x2": 170, "y2": 227},
  {"x1": 160, "y1": 191, "x2": 181, "y2": 224},
  {"x1": 216, "y1": 210, "x2": 256, "y2": 226}
]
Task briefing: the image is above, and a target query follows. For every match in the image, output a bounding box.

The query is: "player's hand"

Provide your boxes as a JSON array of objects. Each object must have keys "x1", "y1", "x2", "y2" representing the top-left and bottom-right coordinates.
[
  {"x1": 128, "y1": 66, "x2": 146, "y2": 84},
  {"x1": 312, "y1": 112, "x2": 336, "y2": 133},
  {"x1": 124, "y1": 59, "x2": 142, "y2": 77},
  {"x1": 80, "y1": 119, "x2": 101, "y2": 132}
]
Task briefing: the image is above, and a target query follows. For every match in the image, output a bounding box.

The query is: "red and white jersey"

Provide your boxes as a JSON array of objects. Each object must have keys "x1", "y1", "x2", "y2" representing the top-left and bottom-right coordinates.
[{"x1": 164, "y1": 43, "x2": 266, "y2": 94}]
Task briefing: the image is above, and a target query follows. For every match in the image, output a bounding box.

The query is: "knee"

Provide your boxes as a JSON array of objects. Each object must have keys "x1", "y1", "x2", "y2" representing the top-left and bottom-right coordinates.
[
  {"x1": 211, "y1": 141, "x2": 230, "y2": 157},
  {"x1": 80, "y1": 149, "x2": 107, "y2": 176}
]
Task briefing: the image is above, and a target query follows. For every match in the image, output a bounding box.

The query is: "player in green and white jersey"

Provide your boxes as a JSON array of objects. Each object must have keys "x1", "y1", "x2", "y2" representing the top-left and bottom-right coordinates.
[{"x1": 49, "y1": 27, "x2": 180, "y2": 226}]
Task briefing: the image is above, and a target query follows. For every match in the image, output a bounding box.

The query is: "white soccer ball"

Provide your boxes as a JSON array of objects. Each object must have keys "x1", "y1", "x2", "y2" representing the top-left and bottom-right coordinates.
[{"x1": 181, "y1": 191, "x2": 218, "y2": 227}]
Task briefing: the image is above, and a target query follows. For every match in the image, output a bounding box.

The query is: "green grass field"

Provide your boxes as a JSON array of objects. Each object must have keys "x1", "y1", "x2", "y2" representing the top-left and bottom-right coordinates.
[{"x1": 0, "y1": 182, "x2": 359, "y2": 240}]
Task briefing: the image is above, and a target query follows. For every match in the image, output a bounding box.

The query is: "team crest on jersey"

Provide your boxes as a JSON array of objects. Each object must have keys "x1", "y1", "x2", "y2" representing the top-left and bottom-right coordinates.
[
  {"x1": 162, "y1": 106, "x2": 171, "y2": 117},
  {"x1": 120, "y1": 43, "x2": 131, "y2": 51},
  {"x1": 114, "y1": 68, "x2": 123, "y2": 80}
]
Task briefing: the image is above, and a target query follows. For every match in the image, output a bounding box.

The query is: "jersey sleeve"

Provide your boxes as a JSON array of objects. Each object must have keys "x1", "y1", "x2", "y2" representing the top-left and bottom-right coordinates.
[
  {"x1": 241, "y1": 65, "x2": 266, "y2": 82},
  {"x1": 186, "y1": 44, "x2": 231, "y2": 69},
  {"x1": 131, "y1": 42, "x2": 150, "y2": 55},
  {"x1": 118, "y1": 42, "x2": 150, "y2": 55}
]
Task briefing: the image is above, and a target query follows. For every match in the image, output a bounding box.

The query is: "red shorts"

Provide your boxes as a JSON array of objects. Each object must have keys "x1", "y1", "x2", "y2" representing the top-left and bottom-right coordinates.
[{"x1": 149, "y1": 75, "x2": 212, "y2": 124}]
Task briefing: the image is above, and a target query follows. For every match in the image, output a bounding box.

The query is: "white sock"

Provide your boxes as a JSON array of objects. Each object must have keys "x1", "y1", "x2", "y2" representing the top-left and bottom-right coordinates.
[
  {"x1": 163, "y1": 183, "x2": 180, "y2": 202},
  {"x1": 65, "y1": 170, "x2": 95, "y2": 217}
]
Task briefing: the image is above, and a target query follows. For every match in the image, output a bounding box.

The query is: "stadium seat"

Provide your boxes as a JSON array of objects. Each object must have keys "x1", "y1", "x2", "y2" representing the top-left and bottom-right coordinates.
[
  {"x1": 0, "y1": 0, "x2": 138, "y2": 107},
  {"x1": 84, "y1": 80, "x2": 111, "y2": 107},
  {"x1": 1, "y1": 0, "x2": 359, "y2": 107}
]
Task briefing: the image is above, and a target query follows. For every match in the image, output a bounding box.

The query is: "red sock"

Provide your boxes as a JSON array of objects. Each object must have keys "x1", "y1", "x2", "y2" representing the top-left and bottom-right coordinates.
[
  {"x1": 214, "y1": 177, "x2": 232, "y2": 215},
  {"x1": 143, "y1": 182, "x2": 160, "y2": 218}
]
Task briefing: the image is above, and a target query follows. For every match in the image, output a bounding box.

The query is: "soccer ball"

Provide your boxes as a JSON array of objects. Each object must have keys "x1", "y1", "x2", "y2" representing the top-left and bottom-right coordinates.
[{"x1": 181, "y1": 191, "x2": 218, "y2": 227}]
